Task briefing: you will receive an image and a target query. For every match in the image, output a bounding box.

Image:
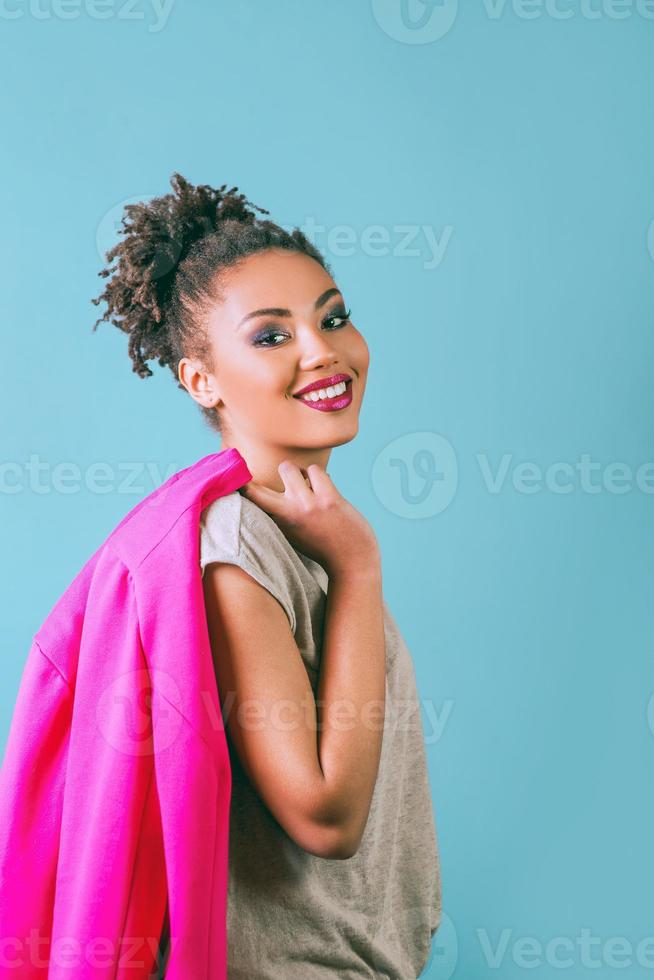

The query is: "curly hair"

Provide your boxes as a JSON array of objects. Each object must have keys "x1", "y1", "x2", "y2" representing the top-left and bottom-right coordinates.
[{"x1": 91, "y1": 172, "x2": 331, "y2": 434}]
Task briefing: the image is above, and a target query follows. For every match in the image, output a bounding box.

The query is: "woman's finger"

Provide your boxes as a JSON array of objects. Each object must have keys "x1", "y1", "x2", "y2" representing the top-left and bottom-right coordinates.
[
  {"x1": 277, "y1": 460, "x2": 315, "y2": 500},
  {"x1": 239, "y1": 480, "x2": 284, "y2": 514},
  {"x1": 304, "y1": 463, "x2": 336, "y2": 498}
]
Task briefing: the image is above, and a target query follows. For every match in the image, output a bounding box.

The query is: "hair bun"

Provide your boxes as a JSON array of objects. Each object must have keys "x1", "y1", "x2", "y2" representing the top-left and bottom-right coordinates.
[
  {"x1": 90, "y1": 170, "x2": 327, "y2": 440},
  {"x1": 96, "y1": 172, "x2": 270, "y2": 325}
]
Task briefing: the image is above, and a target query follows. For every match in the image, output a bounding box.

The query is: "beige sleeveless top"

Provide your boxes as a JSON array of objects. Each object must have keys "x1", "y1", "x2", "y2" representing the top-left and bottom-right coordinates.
[{"x1": 200, "y1": 489, "x2": 442, "y2": 979}]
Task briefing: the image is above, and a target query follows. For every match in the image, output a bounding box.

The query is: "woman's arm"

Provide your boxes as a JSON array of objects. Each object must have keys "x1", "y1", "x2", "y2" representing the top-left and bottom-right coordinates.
[
  {"x1": 313, "y1": 556, "x2": 386, "y2": 855},
  {"x1": 203, "y1": 547, "x2": 385, "y2": 860}
]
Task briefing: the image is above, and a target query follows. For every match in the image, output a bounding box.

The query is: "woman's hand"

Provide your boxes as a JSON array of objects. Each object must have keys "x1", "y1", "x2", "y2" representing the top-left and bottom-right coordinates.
[{"x1": 239, "y1": 460, "x2": 380, "y2": 577}]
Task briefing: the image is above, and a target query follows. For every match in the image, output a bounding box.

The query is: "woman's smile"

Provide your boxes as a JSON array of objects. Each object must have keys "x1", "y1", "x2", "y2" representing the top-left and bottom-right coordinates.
[{"x1": 292, "y1": 373, "x2": 354, "y2": 412}]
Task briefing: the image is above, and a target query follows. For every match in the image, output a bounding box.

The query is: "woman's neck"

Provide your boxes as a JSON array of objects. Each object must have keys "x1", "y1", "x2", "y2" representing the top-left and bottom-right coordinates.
[{"x1": 220, "y1": 439, "x2": 332, "y2": 493}]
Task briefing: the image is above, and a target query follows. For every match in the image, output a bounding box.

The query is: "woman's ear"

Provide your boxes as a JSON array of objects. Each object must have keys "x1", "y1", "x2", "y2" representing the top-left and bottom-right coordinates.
[{"x1": 178, "y1": 357, "x2": 221, "y2": 408}]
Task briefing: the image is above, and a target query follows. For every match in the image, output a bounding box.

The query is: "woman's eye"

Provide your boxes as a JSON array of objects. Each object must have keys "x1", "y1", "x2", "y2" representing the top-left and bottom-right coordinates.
[
  {"x1": 323, "y1": 308, "x2": 351, "y2": 330},
  {"x1": 252, "y1": 308, "x2": 351, "y2": 347},
  {"x1": 252, "y1": 330, "x2": 289, "y2": 348}
]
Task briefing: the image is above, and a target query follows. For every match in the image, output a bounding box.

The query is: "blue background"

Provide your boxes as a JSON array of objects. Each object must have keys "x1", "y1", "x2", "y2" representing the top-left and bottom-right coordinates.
[{"x1": 2, "y1": 2, "x2": 653, "y2": 976}]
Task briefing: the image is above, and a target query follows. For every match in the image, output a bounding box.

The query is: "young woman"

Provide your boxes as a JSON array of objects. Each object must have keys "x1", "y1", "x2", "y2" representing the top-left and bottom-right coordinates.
[{"x1": 93, "y1": 173, "x2": 442, "y2": 979}]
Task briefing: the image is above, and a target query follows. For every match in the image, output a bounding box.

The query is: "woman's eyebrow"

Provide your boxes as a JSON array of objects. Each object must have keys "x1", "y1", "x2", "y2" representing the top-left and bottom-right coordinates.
[{"x1": 236, "y1": 288, "x2": 342, "y2": 330}]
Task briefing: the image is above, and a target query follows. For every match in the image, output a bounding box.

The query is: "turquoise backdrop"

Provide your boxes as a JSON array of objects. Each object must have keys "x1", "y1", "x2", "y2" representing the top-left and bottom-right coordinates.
[{"x1": 1, "y1": 2, "x2": 653, "y2": 977}]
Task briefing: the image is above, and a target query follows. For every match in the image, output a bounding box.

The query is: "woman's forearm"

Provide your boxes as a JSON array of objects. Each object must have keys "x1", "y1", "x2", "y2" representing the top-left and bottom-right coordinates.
[{"x1": 313, "y1": 557, "x2": 387, "y2": 854}]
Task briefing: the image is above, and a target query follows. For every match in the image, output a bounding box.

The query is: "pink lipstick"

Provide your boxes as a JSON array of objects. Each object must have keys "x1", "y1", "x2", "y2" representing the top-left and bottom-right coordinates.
[{"x1": 292, "y1": 375, "x2": 353, "y2": 413}]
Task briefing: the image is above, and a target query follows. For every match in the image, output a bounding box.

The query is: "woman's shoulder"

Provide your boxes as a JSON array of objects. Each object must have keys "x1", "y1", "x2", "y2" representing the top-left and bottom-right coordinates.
[
  {"x1": 200, "y1": 489, "x2": 242, "y2": 558},
  {"x1": 199, "y1": 490, "x2": 301, "y2": 633},
  {"x1": 200, "y1": 489, "x2": 298, "y2": 571},
  {"x1": 200, "y1": 489, "x2": 330, "y2": 600}
]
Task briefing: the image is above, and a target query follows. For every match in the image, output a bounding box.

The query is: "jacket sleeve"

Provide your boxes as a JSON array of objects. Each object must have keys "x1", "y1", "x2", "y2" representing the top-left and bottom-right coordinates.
[
  {"x1": 0, "y1": 640, "x2": 73, "y2": 976},
  {"x1": 0, "y1": 547, "x2": 168, "y2": 979}
]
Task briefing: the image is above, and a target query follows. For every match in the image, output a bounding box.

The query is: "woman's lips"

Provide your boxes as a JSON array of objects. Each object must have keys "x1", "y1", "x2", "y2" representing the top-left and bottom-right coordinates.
[{"x1": 294, "y1": 379, "x2": 353, "y2": 412}]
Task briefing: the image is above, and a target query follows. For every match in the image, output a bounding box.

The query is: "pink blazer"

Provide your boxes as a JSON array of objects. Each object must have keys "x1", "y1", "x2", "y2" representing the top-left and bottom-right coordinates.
[{"x1": 0, "y1": 447, "x2": 253, "y2": 978}]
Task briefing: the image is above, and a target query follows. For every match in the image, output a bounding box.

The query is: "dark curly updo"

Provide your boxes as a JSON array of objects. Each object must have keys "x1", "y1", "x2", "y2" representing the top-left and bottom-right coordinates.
[{"x1": 92, "y1": 172, "x2": 331, "y2": 433}]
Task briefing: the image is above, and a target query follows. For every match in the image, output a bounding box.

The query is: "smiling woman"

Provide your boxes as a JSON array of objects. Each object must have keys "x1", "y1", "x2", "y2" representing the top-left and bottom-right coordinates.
[
  {"x1": 91, "y1": 172, "x2": 442, "y2": 979},
  {"x1": 91, "y1": 174, "x2": 368, "y2": 468}
]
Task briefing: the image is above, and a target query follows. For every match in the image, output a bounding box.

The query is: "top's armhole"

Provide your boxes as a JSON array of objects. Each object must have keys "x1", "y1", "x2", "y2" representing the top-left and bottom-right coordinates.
[
  {"x1": 200, "y1": 497, "x2": 297, "y2": 635},
  {"x1": 201, "y1": 551, "x2": 297, "y2": 636}
]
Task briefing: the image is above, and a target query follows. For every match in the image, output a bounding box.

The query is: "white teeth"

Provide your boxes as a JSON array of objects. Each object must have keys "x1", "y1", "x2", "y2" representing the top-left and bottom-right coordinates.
[{"x1": 301, "y1": 380, "x2": 347, "y2": 402}]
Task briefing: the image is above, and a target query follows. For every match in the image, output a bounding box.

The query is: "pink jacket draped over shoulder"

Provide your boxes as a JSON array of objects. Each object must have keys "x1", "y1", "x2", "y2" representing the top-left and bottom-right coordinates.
[{"x1": 0, "y1": 447, "x2": 253, "y2": 979}]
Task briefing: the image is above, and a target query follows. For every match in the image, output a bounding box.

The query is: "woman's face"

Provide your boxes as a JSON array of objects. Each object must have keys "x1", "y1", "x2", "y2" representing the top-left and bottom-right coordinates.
[{"x1": 195, "y1": 248, "x2": 369, "y2": 452}]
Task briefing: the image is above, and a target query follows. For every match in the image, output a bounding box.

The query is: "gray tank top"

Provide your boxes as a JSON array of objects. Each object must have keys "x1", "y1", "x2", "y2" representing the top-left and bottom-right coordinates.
[{"x1": 200, "y1": 489, "x2": 442, "y2": 979}]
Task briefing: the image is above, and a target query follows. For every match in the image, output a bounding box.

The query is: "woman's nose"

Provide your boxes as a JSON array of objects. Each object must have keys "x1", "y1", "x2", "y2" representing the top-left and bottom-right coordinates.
[{"x1": 296, "y1": 329, "x2": 341, "y2": 370}]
